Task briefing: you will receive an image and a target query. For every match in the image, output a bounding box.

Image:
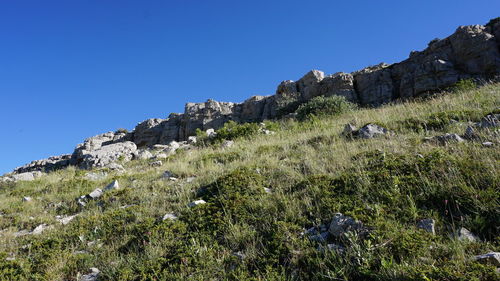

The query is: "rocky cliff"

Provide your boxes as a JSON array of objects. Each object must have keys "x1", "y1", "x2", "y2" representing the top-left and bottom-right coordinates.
[{"x1": 6, "y1": 18, "x2": 500, "y2": 177}]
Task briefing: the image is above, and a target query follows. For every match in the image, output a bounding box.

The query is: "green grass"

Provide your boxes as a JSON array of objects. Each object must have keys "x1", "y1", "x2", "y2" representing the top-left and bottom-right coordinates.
[{"x1": 0, "y1": 83, "x2": 499, "y2": 280}]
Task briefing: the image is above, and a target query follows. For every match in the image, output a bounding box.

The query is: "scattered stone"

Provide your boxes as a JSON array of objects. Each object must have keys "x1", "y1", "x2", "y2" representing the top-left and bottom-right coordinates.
[
  {"x1": 56, "y1": 215, "x2": 78, "y2": 225},
  {"x1": 88, "y1": 188, "x2": 104, "y2": 199},
  {"x1": 232, "y1": 251, "x2": 246, "y2": 260},
  {"x1": 342, "y1": 123, "x2": 357, "y2": 136},
  {"x1": 133, "y1": 149, "x2": 154, "y2": 160},
  {"x1": 188, "y1": 200, "x2": 207, "y2": 207},
  {"x1": 32, "y1": 224, "x2": 51, "y2": 235},
  {"x1": 221, "y1": 140, "x2": 234, "y2": 149},
  {"x1": 168, "y1": 177, "x2": 179, "y2": 182},
  {"x1": 79, "y1": 267, "x2": 100, "y2": 281},
  {"x1": 263, "y1": 187, "x2": 272, "y2": 194},
  {"x1": 206, "y1": 128, "x2": 217, "y2": 138},
  {"x1": 162, "y1": 213, "x2": 178, "y2": 221},
  {"x1": 106, "y1": 163, "x2": 125, "y2": 171},
  {"x1": 478, "y1": 114, "x2": 499, "y2": 128},
  {"x1": 464, "y1": 126, "x2": 478, "y2": 139},
  {"x1": 150, "y1": 160, "x2": 163, "y2": 167},
  {"x1": 22, "y1": 197, "x2": 32, "y2": 202},
  {"x1": 328, "y1": 213, "x2": 364, "y2": 238},
  {"x1": 309, "y1": 232, "x2": 329, "y2": 242},
  {"x1": 162, "y1": 171, "x2": 176, "y2": 179},
  {"x1": 104, "y1": 180, "x2": 119, "y2": 191},
  {"x1": 417, "y1": 218, "x2": 436, "y2": 235},
  {"x1": 84, "y1": 172, "x2": 107, "y2": 181},
  {"x1": 155, "y1": 153, "x2": 168, "y2": 159},
  {"x1": 10, "y1": 171, "x2": 43, "y2": 182},
  {"x1": 357, "y1": 124, "x2": 390, "y2": 139},
  {"x1": 169, "y1": 141, "x2": 181, "y2": 150},
  {"x1": 152, "y1": 144, "x2": 169, "y2": 150},
  {"x1": 482, "y1": 141, "x2": 494, "y2": 147},
  {"x1": 77, "y1": 141, "x2": 137, "y2": 169},
  {"x1": 474, "y1": 252, "x2": 500, "y2": 267},
  {"x1": 187, "y1": 136, "x2": 197, "y2": 144},
  {"x1": 426, "y1": 133, "x2": 465, "y2": 145},
  {"x1": 455, "y1": 227, "x2": 479, "y2": 242}
]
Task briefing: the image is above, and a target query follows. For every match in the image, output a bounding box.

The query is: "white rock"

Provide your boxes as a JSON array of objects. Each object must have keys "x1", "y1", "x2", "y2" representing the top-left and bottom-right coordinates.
[
  {"x1": 482, "y1": 141, "x2": 494, "y2": 147},
  {"x1": 104, "y1": 180, "x2": 119, "y2": 191},
  {"x1": 188, "y1": 200, "x2": 206, "y2": 207},
  {"x1": 169, "y1": 141, "x2": 180, "y2": 150},
  {"x1": 155, "y1": 153, "x2": 168, "y2": 159},
  {"x1": 88, "y1": 188, "x2": 103, "y2": 199},
  {"x1": 22, "y1": 196, "x2": 32, "y2": 202},
  {"x1": 263, "y1": 187, "x2": 272, "y2": 194},
  {"x1": 56, "y1": 214, "x2": 78, "y2": 225},
  {"x1": 11, "y1": 171, "x2": 43, "y2": 182},
  {"x1": 206, "y1": 128, "x2": 217, "y2": 138},
  {"x1": 456, "y1": 227, "x2": 479, "y2": 242},
  {"x1": 162, "y1": 213, "x2": 178, "y2": 221},
  {"x1": 32, "y1": 224, "x2": 51, "y2": 235},
  {"x1": 188, "y1": 136, "x2": 197, "y2": 144},
  {"x1": 79, "y1": 267, "x2": 100, "y2": 281},
  {"x1": 134, "y1": 149, "x2": 154, "y2": 160}
]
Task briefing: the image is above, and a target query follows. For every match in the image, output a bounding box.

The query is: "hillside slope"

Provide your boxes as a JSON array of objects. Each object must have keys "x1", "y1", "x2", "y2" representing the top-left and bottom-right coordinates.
[{"x1": 0, "y1": 83, "x2": 499, "y2": 280}]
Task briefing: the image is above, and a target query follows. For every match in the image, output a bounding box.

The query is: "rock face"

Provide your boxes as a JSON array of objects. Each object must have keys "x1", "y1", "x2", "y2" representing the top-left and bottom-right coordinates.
[
  {"x1": 6, "y1": 18, "x2": 500, "y2": 176},
  {"x1": 77, "y1": 141, "x2": 137, "y2": 169}
]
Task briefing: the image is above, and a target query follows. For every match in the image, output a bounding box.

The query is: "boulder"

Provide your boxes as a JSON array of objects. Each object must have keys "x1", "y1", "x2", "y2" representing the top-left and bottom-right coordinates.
[
  {"x1": 357, "y1": 124, "x2": 390, "y2": 139},
  {"x1": 478, "y1": 114, "x2": 499, "y2": 128},
  {"x1": 10, "y1": 171, "x2": 43, "y2": 182},
  {"x1": 13, "y1": 154, "x2": 72, "y2": 174},
  {"x1": 56, "y1": 214, "x2": 78, "y2": 225},
  {"x1": 318, "y1": 72, "x2": 357, "y2": 102},
  {"x1": 342, "y1": 123, "x2": 357, "y2": 136},
  {"x1": 187, "y1": 136, "x2": 197, "y2": 144},
  {"x1": 427, "y1": 133, "x2": 465, "y2": 145},
  {"x1": 296, "y1": 70, "x2": 325, "y2": 101},
  {"x1": 31, "y1": 224, "x2": 51, "y2": 235}
]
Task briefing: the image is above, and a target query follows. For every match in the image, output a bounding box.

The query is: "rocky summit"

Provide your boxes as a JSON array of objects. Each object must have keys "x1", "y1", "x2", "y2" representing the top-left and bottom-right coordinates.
[
  {"x1": 3, "y1": 18, "x2": 500, "y2": 179},
  {"x1": 0, "y1": 18, "x2": 499, "y2": 281}
]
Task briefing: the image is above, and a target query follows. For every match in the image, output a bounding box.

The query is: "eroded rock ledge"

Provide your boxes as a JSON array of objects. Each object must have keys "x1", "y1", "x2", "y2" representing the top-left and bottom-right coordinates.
[{"x1": 7, "y1": 18, "x2": 500, "y2": 175}]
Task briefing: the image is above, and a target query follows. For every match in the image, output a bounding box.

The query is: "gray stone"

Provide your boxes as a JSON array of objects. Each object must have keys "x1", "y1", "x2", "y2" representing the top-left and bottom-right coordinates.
[
  {"x1": 150, "y1": 161, "x2": 163, "y2": 167},
  {"x1": 328, "y1": 213, "x2": 364, "y2": 238},
  {"x1": 162, "y1": 171, "x2": 176, "y2": 179},
  {"x1": 318, "y1": 72, "x2": 357, "y2": 102},
  {"x1": 188, "y1": 200, "x2": 206, "y2": 207},
  {"x1": 478, "y1": 114, "x2": 499, "y2": 128},
  {"x1": 88, "y1": 188, "x2": 104, "y2": 199},
  {"x1": 133, "y1": 149, "x2": 154, "y2": 160},
  {"x1": 482, "y1": 141, "x2": 495, "y2": 147},
  {"x1": 296, "y1": 70, "x2": 325, "y2": 101},
  {"x1": 417, "y1": 218, "x2": 436, "y2": 235},
  {"x1": 78, "y1": 141, "x2": 137, "y2": 169},
  {"x1": 32, "y1": 224, "x2": 51, "y2": 235},
  {"x1": 309, "y1": 231, "x2": 329, "y2": 242},
  {"x1": 456, "y1": 227, "x2": 479, "y2": 242},
  {"x1": 474, "y1": 252, "x2": 500, "y2": 267},
  {"x1": 464, "y1": 126, "x2": 478, "y2": 139},
  {"x1": 22, "y1": 197, "x2": 32, "y2": 202},
  {"x1": 221, "y1": 140, "x2": 234, "y2": 149},
  {"x1": 187, "y1": 136, "x2": 197, "y2": 144},
  {"x1": 133, "y1": 118, "x2": 165, "y2": 147},
  {"x1": 106, "y1": 163, "x2": 125, "y2": 171},
  {"x1": 430, "y1": 133, "x2": 465, "y2": 145},
  {"x1": 56, "y1": 214, "x2": 78, "y2": 225},
  {"x1": 13, "y1": 154, "x2": 72, "y2": 174},
  {"x1": 104, "y1": 180, "x2": 119, "y2": 191},
  {"x1": 357, "y1": 124, "x2": 389, "y2": 139},
  {"x1": 10, "y1": 171, "x2": 43, "y2": 182},
  {"x1": 155, "y1": 153, "x2": 168, "y2": 159},
  {"x1": 79, "y1": 267, "x2": 100, "y2": 281},
  {"x1": 342, "y1": 123, "x2": 357, "y2": 136}
]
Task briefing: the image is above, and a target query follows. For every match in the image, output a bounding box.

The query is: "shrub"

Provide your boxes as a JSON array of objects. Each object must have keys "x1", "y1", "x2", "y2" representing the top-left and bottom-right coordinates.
[
  {"x1": 451, "y1": 79, "x2": 477, "y2": 93},
  {"x1": 296, "y1": 95, "x2": 357, "y2": 121}
]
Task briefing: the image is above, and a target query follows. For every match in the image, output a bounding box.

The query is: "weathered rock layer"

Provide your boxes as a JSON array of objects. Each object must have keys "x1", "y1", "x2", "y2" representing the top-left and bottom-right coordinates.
[{"x1": 7, "y1": 18, "x2": 500, "y2": 175}]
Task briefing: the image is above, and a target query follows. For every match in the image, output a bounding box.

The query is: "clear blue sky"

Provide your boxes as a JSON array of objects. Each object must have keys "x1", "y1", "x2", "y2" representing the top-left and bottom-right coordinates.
[{"x1": 1, "y1": 0, "x2": 498, "y2": 174}]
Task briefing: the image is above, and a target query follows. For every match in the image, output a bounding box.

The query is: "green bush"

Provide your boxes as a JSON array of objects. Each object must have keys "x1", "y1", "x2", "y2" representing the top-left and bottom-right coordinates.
[
  {"x1": 296, "y1": 95, "x2": 357, "y2": 121},
  {"x1": 451, "y1": 79, "x2": 477, "y2": 93}
]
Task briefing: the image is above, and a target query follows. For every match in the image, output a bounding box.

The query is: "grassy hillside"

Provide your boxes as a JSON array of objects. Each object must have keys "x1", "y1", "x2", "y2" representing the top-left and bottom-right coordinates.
[{"x1": 1, "y1": 83, "x2": 499, "y2": 280}]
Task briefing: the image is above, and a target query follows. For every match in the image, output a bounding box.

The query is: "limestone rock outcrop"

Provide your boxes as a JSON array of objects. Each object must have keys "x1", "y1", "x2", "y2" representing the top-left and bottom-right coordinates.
[{"x1": 5, "y1": 18, "x2": 500, "y2": 176}]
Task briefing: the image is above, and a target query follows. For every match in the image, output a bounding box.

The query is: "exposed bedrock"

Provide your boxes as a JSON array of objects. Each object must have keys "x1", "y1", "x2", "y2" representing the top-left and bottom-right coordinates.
[{"x1": 8, "y1": 18, "x2": 500, "y2": 175}]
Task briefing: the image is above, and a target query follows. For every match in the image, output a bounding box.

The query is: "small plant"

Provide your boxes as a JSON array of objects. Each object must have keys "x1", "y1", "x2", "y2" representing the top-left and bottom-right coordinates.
[
  {"x1": 451, "y1": 79, "x2": 477, "y2": 93},
  {"x1": 296, "y1": 95, "x2": 357, "y2": 121}
]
